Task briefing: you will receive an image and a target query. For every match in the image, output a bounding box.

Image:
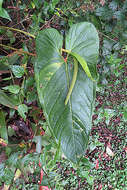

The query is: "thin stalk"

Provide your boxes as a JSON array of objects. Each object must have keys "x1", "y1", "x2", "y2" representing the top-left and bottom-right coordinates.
[
  {"x1": 64, "y1": 54, "x2": 70, "y2": 102},
  {"x1": 0, "y1": 25, "x2": 35, "y2": 38},
  {"x1": 61, "y1": 48, "x2": 70, "y2": 53},
  {"x1": 65, "y1": 58, "x2": 78, "y2": 105},
  {"x1": 99, "y1": 31, "x2": 117, "y2": 42},
  {"x1": 0, "y1": 44, "x2": 36, "y2": 56},
  {"x1": 42, "y1": 168, "x2": 53, "y2": 189}
]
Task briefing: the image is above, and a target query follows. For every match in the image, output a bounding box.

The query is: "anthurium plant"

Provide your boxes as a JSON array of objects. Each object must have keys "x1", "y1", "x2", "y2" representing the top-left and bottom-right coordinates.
[{"x1": 35, "y1": 22, "x2": 99, "y2": 163}]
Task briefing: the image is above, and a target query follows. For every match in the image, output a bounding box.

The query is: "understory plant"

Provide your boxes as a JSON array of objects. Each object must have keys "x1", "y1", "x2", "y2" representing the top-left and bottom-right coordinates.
[
  {"x1": 1, "y1": 0, "x2": 127, "y2": 189},
  {"x1": 35, "y1": 22, "x2": 99, "y2": 163}
]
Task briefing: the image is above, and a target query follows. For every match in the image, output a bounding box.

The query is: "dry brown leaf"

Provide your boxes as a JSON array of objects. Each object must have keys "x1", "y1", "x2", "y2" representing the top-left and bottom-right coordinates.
[
  {"x1": 3, "y1": 185, "x2": 10, "y2": 190},
  {"x1": 106, "y1": 146, "x2": 114, "y2": 157}
]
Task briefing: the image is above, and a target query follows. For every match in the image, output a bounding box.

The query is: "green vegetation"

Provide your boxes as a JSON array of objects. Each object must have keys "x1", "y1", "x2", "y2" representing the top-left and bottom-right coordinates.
[
  {"x1": 0, "y1": 0, "x2": 127, "y2": 189},
  {"x1": 35, "y1": 22, "x2": 99, "y2": 163}
]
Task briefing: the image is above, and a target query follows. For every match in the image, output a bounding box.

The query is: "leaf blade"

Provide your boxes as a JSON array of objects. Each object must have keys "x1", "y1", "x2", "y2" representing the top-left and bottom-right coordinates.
[
  {"x1": 0, "y1": 90, "x2": 17, "y2": 109},
  {"x1": 0, "y1": 8, "x2": 11, "y2": 21},
  {"x1": 70, "y1": 52, "x2": 95, "y2": 81},
  {"x1": 0, "y1": 110, "x2": 8, "y2": 143},
  {"x1": 17, "y1": 104, "x2": 28, "y2": 121},
  {"x1": 35, "y1": 23, "x2": 99, "y2": 162},
  {"x1": 66, "y1": 22, "x2": 99, "y2": 80}
]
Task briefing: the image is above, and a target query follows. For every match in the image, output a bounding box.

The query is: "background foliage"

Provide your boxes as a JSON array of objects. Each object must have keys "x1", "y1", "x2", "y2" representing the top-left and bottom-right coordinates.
[{"x1": 0, "y1": 0, "x2": 127, "y2": 189}]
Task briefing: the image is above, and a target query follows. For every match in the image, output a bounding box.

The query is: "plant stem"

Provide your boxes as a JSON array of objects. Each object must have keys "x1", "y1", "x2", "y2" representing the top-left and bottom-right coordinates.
[
  {"x1": 0, "y1": 25, "x2": 35, "y2": 38},
  {"x1": 99, "y1": 31, "x2": 117, "y2": 42},
  {"x1": 42, "y1": 168, "x2": 53, "y2": 189},
  {"x1": 61, "y1": 48, "x2": 70, "y2": 53},
  {"x1": 65, "y1": 58, "x2": 78, "y2": 105},
  {"x1": 0, "y1": 44, "x2": 36, "y2": 56}
]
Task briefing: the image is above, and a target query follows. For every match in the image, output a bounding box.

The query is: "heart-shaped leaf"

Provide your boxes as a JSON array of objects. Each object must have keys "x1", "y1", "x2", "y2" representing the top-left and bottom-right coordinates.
[{"x1": 35, "y1": 22, "x2": 99, "y2": 162}]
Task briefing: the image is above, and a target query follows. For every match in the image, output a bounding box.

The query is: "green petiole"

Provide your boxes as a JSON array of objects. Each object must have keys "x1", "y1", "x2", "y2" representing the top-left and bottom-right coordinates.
[
  {"x1": 62, "y1": 47, "x2": 95, "y2": 105},
  {"x1": 65, "y1": 58, "x2": 78, "y2": 105}
]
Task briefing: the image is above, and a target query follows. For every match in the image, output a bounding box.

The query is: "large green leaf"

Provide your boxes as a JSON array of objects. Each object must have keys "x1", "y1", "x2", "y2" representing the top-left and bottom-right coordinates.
[
  {"x1": 66, "y1": 22, "x2": 99, "y2": 80},
  {"x1": 35, "y1": 22, "x2": 99, "y2": 162}
]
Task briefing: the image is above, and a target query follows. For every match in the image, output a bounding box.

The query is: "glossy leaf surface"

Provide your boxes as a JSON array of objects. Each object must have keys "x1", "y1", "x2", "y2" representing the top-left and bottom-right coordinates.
[{"x1": 35, "y1": 22, "x2": 99, "y2": 162}]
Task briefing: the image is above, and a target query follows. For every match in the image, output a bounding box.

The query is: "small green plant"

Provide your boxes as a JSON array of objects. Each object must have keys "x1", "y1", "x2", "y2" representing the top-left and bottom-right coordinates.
[{"x1": 107, "y1": 54, "x2": 122, "y2": 77}]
